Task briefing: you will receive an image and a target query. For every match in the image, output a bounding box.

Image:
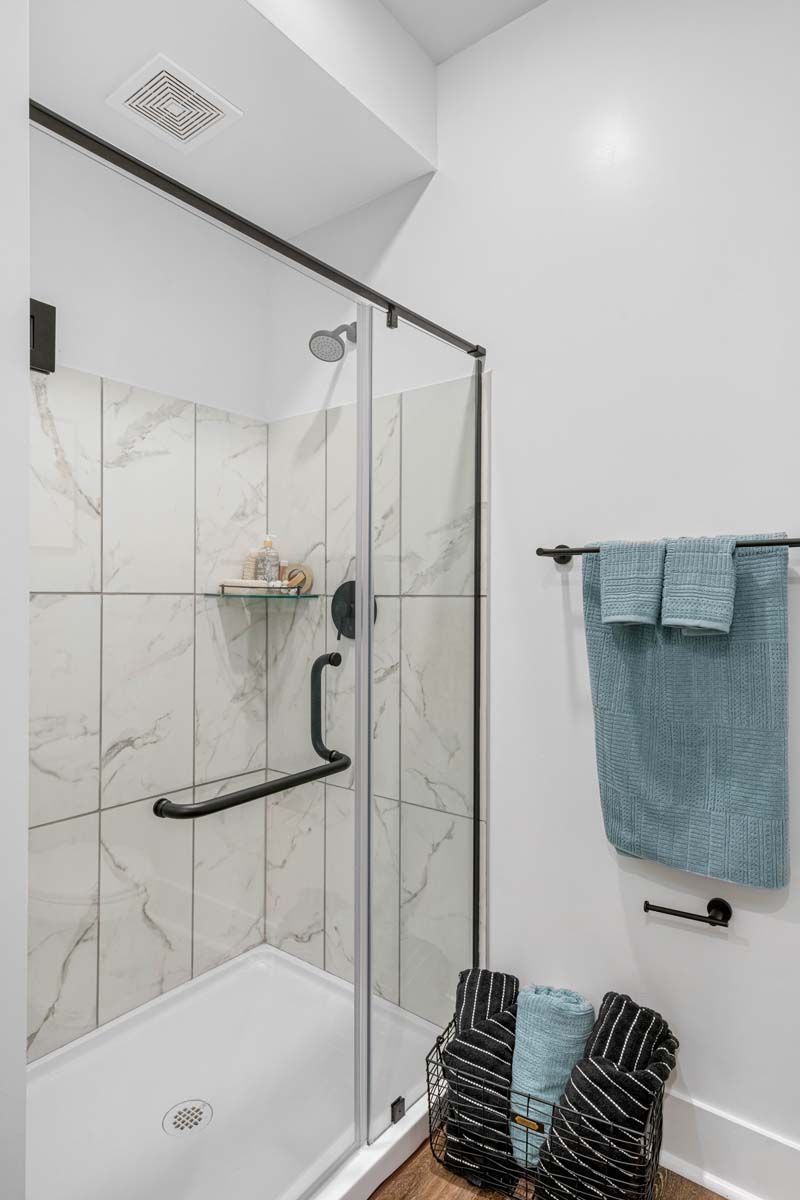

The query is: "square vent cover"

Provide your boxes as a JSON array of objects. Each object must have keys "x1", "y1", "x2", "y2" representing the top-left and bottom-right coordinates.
[{"x1": 107, "y1": 54, "x2": 242, "y2": 152}]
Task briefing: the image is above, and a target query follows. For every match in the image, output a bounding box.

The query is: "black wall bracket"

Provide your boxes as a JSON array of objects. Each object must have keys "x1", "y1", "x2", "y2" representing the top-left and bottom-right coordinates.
[{"x1": 30, "y1": 299, "x2": 56, "y2": 374}]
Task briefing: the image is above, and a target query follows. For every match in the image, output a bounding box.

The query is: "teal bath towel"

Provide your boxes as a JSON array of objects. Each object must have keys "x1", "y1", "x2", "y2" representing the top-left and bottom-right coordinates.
[
  {"x1": 600, "y1": 540, "x2": 666, "y2": 625},
  {"x1": 509, "y1": 986, "x2": 595, "y2": 1168},
  {"x1": 583, "y1": 539, "x2": 789, "y2": 888},
  {"x1": 662, "y1": 536, "x2": 737, "y2": 634}
]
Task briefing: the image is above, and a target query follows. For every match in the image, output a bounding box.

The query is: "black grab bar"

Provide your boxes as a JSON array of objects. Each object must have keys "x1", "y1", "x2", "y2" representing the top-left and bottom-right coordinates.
[{"x1": 153, "y1": 652, "x2": 350, "y2": 819}]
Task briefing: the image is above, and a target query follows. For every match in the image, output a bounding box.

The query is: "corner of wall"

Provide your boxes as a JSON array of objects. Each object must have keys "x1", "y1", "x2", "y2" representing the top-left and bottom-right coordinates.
[{"x1": 0, "y1": 0, "x2": 30, "y2": 1194}]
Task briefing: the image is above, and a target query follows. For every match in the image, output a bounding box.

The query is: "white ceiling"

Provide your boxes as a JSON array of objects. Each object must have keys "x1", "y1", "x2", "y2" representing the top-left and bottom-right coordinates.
[
  {"x1": 29, "y1": 0, "x2": 434, "y2": 238},
  {"x1": 379, "y1": 0, "x2": 551, "y2": 64},
  {"x1": 30, "y1": 0, "x2": 552, "y2": 241}
]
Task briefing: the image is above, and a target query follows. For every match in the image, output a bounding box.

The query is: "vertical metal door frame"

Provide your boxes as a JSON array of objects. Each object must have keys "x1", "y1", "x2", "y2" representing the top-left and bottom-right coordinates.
[
  {"x1": 353, "y1": 302, "x2": 374, "y2": 1147},
  {"x1": 472, "y1": 356, "x2": 484, "y2": 968}
]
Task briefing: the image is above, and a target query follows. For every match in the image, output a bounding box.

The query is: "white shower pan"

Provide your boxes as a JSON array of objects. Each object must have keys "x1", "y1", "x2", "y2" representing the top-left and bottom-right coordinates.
[{"x1": 27, "y1": 946, "x2": 436, "y2": 1200}]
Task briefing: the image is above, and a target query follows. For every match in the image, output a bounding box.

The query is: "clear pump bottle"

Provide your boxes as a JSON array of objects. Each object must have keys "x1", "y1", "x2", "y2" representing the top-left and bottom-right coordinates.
[{"x1": 256, "y1": 535, "x2": 280, "y2": 583}]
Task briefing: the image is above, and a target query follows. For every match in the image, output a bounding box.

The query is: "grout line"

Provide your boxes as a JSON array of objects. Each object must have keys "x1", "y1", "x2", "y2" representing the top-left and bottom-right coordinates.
[
  {"x1": 322, "y1": 412, "x2": 329, "y2": 967},
  {"x1": 321, "y1": 407, "x2": 329, "y2": 971},
  {"x1": 397, "y1": 390, "x2": 404, "y2": 1010},
  {"x1": 190, "y1": 402, "x2": 197, "y2": 980},
  {"x1": 27, "y1": 589, "x2": 475, "y2": 599},
  {"x1": 323, "y1": 783, "x2": 328, "y2": 972},
  {"x1": 26, "y1": 763, "x2": 280, "y2": 832},
  {"x1": 29, "y1": 590, "x2": 201, "y2": 597},
  {"x1": 28, "y1": 766, "x2": 267, "y2": 829},
  {"x1": 264, "y1": 418, "x2": 269, "y2": 949},
  {"x1": 26, "y1": 782, "x2": 458, "y2": 830},
  {"x1": 323, "y1": 407, "x2": 329, "y2": 603},
  {"x1": 95, "y1": 375, "x2": 104, "y2": 1031}
]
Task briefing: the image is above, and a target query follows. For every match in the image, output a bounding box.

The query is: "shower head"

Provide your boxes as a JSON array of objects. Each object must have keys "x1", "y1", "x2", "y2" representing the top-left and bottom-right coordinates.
[{"x1": 308, "y1": 322, "x2": 357, "y2": 362}]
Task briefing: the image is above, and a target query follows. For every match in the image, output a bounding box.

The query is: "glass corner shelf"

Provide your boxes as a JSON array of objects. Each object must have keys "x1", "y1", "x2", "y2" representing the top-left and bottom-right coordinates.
[{"x1": 206, "y1": 587, "x2": 319, "y2": 599}]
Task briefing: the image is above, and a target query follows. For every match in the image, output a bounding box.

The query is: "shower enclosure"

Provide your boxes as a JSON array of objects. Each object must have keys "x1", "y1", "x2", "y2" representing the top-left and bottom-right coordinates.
[{"x1": 27, "y1": 107, "x2": 486, "y2": 1200}]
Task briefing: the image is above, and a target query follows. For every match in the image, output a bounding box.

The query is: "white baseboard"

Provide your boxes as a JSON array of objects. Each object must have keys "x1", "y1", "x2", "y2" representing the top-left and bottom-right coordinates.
[
  {"x1": 663, "y1": 1091, "x2": 800, "y2": 1200},
  {"x1": 660, "y1": 1150, "x2": 765, "y2": 1200},
  {"x1": 315, "y1": 1090, "x2": 799, "y2": 1200}
]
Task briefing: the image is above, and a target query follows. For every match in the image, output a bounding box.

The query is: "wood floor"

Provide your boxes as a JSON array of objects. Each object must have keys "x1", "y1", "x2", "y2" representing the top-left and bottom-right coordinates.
[{"x1": 370, "y1": 1145, "x2": 722, "y2": 1200}]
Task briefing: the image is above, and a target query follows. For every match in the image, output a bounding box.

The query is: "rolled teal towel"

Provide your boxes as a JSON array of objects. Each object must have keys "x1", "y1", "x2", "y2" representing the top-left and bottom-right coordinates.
[
  {"x1": 509, "y1": 986, "x2": 595, "y2": 1169},
  {"x1": 599, "y1": 540, "x2": 666, "y2": 625},
  {"x1": 661, "y1": 536, "x2": 737, "y2": 634}
]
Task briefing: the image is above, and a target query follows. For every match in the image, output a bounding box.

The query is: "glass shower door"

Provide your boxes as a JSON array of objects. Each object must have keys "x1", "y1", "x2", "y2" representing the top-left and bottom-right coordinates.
[
  {"x1": 25, "y1": 233, "x2": 367, "y2": 1200},
  {"x1": 364, "y1": 315, "x2": 484, "y2": 1140}
]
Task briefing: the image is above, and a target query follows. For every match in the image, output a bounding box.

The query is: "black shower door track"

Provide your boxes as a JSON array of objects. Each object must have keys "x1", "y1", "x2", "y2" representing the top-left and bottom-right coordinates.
[
  {"x1": 28, "y1": 102, "x2": 486, "y2": 359},
  {"x1": 29, "y1": 97, "x2": 486, "y2": 971}
]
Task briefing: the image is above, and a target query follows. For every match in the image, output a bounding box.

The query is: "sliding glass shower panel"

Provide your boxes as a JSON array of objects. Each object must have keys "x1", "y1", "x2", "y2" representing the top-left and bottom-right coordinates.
[
  {"x1": 26, "y1": 210, "x2": 363, "y2": 1200},
  {"x1": 367, "y1": 318, "x2": 482, "y2": 1141}
]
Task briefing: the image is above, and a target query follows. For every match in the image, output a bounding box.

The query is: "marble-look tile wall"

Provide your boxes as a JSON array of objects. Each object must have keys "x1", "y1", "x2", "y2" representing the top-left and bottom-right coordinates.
[
  {"x1": 318, "y1": 376, "x2": 487, "y2": 1028},
  {"x1": 28, "y1": 365, "x2": 486, "y2": 1059}
]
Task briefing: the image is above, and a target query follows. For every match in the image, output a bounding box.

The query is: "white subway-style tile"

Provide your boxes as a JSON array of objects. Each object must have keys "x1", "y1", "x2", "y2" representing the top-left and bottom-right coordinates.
[
  {"x1": 29, "y1": 593, "x2": 101, "y2": 826},
  {"x1": 28, "y1": 813, "x2": 99, "y2": 1059},
  {"x1": 103, "y1": 380, "x2": 194, "y2": 592},
  {"x1": 401, "y1": 376, "x2": 475, "y2": 596},
  {"x1": 267, "y1": 596, "x2": 326, "y2": 776},
  {"x1": 101, "y1": 594, "x2": 194, "y2": 807},
  {"x1": 193, "y1": 773, "x2": 267, "y2": 976},
  {"x1": 401, "y1": 596, "x2": 474, "y2": 816},
  {"x1": 400, "y1": 804, "x2": 472, "y2": 1028},
  {"x1": 326, "y1": 396, "x2": 400, "y2": 596},
  {"x1": 265, "y1": 776, "x2": 324, "y2": 968},
  {"x1": 30, "y1": 367, "x2": 101, "y2": 592},
  {"x1": 325, "y1": 597, "x2": 400, "y2": 799},
  {"x1": 324, "y1": 788, "x2": 400, "y2": 1003},
  {"x1": 99, "y1": 794, "x2": 193, "y2": 1023},
  {"x1": 195, "y1": 404, "x2": 267, "y2": 593},
  {"x1": 267, "y1": 409, "x2": 326, "y2": 592},
  {"x1": 195, "y1": 596, "x2": 267, "y2": 784}
]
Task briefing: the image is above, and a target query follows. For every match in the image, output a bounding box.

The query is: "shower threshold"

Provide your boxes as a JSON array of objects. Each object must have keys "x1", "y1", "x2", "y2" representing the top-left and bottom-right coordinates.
[{"x1": 27, "y1": 945, "x2": 437, "y2": 1200}]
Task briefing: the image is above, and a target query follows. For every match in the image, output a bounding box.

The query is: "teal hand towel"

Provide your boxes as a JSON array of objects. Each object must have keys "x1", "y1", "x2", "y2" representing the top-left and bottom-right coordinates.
[
  {"x1": 509, "y1": 986, "x2": 595, "y2": 1168},
  {"x1": 600, "y1": 540, "x2": 666, "y2": 625},
  {"x1": 662, "y1": 536, "x2": 737, "y2": 634},
  {"x1": 583, "y1": 538, "x2": 789, "y2": 888}
]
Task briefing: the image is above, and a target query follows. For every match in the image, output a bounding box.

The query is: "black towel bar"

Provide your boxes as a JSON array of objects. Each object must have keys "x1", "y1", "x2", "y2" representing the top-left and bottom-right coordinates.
[
  {"x1": 643, "y1": 897, "x2": 732, "y2": 929},
  {"x1": 537, "y1": 538, "x2": 800, "y2": 565},
  {"x1": 153, "y1": 652, "x2": 350, "y2": 819}
]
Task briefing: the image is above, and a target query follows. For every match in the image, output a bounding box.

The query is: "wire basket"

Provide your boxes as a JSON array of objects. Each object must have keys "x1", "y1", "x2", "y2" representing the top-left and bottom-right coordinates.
[{"x1": 427, "y1": 1021, "x2": 665, "y2": 1199}]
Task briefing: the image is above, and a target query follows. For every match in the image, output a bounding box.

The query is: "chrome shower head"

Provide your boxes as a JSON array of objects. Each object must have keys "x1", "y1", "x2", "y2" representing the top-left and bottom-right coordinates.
[{"x1": 308, "y1": 322, "x2": 357, "y2": 362}]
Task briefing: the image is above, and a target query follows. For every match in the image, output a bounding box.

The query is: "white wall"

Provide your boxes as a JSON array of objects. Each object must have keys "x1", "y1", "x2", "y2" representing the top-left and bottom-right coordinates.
[
  {"x1": 31, "y1": 129, "x2": 466, "y2": 418},
  {"x1": 0, "y1": 1, "x2": 29, "y2": 1195},
  {"x1": 30, "y1": 130, "x2": 364, "y2": 422},
  {"x1": 299, "y1": 2, "x2": 800, "y2": 1197},
  {"x1": 248, "y1": 0, "x2": 437, "y2": 163}
]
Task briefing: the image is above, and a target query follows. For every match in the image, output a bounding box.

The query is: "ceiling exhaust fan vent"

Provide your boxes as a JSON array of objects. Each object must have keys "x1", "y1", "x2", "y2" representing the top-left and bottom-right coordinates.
[{"x1": 107, "y1": 55, "x2": 242, "y2": 151}]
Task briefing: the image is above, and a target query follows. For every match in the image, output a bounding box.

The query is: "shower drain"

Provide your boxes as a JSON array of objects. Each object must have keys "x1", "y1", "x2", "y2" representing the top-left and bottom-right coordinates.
[{"x1": 162, "y1": 1100, "x2": 214, "y2": 1136}]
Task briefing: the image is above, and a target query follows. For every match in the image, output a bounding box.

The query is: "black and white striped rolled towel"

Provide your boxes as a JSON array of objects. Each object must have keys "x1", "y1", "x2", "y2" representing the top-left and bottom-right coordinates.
[
  {"x1": 442, "y1": 968, "x2": 520, "y2": 1192},
  {"x1": 537, "y1": 992, "x2": 678, "y2": 1200}
]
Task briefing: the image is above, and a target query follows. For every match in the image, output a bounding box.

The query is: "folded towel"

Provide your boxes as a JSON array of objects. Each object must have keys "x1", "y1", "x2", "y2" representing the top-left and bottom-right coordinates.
[
  {"x1": 599, "y1": 540, "x2": 666, "y2": 625},
  {"x1": 442, "y1": 968, "x2": 520, "y2": 1192},
  {"x1": 509, "y1": 986, "x2": 595, "y2": 1168},
  {"x1": 537, "y1": 993, "x2": 678, "y2": 1200},
  {"x1": 661, "y1": 536, "x2": 737, "y2": 634},
  {"x1": 583, "y1": 538, "x2": 789, "y2": 888}
]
